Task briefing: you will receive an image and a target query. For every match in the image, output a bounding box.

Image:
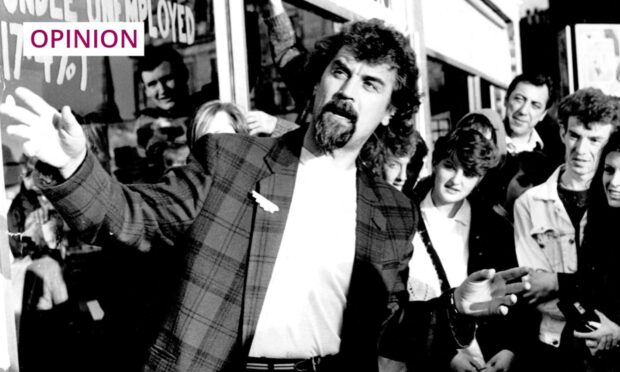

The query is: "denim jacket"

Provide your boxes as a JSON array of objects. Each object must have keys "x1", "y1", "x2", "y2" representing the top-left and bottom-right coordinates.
[{"x1": 514, "y1": 166, "x2": 587, "y2": 347}]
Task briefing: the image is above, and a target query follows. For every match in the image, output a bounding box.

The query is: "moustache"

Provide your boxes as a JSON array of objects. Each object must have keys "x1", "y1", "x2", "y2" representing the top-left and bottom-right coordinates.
[{"x1": 321, "y1": 99, "x2": 358, "y2": 123}]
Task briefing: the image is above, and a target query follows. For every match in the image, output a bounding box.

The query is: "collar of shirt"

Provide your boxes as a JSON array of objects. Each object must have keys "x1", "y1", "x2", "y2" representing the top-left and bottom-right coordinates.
[
  {"x1": 299, "y1": 147, "x2": 357, "y2": 177},
  {"x1": 505, "y1": 129, "x2": 544, "y2": 154},
  {"x1": 420, "y1": 191, "x2": 471, "y2": 227}
]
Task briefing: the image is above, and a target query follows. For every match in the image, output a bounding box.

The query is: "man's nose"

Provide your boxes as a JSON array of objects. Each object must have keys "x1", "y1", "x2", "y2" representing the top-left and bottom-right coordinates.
[
  {"x1": 396, "y1": 166, "x2": 407, "y2": 182},
  {"x1": 153, "y1": 80, "x2": 166, "y2": 93},
  {"x1": 574, "y1": 138, "x2": 588, "y2": 154},
  {"x1": 337, "y1": 77, "x2": 357, "y2": 100},
  {"x1": 515, "y1": 101, "x2": 530, "y2": 116}
]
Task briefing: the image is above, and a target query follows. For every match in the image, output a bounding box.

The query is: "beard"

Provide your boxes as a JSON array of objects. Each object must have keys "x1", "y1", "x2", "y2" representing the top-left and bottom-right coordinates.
[{"x1": 314, "y1": 98, "x2": 359, "y2": 153}]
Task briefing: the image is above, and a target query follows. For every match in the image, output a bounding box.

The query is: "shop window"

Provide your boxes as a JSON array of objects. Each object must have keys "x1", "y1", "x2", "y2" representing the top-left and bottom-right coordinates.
[
  {"x1": 427, "y1": 57, "x2": 470, "y2": 143},
  {"x1": 2, "y1": 1, "x2": 220, "y2": 188},
  {"x1": 248, "y1": 1, "x2": 343, "y2": 125},
  {"x1": 1, "y1": 4, "x2": 221, "y2": 369}
]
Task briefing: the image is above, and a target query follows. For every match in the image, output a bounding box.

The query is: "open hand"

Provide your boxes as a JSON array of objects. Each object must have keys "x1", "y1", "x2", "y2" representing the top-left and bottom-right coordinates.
[
  {"x1": 574, "y1": 309, "x2": 620, "y2": 356},
  {"x1": 455, "y1": 267, "x2": 530, "y2": 317},
  {"x1": 27, "y1": 256, "x2": 69, "y2": 310},
  {"x1": 523, "y1": 270, "x2": 558, "y2": 305},
  {"x1": 247, "y1": 110, "x2": 278, "y2": 136},
  {"x1": 0, "y1": 87, "x2": 87, "y2": 178}
]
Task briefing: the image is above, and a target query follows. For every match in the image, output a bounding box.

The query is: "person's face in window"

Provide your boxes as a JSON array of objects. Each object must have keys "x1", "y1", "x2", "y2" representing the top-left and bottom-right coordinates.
[
  {"x1": 383, "y1": 152, "x2": 410, "y2": 191},
  {"x1": 561, "y1": 117, "x2": 614, "y2": 180},
  {"x1": 505, "y1": 82, "x2": 549, "y2": 139},
  {"x1": 142, "y1": 61, "x2": 181, "y2": 111},
  {"x1": 311, "y1": 47, "x2": 395, "y2": 153},
  {"x1": 431, "y1": 159, "x2": 481, "y2": 207},
  {"x1": 603, "y1": 150, "x2": 620, "y2": 208}
]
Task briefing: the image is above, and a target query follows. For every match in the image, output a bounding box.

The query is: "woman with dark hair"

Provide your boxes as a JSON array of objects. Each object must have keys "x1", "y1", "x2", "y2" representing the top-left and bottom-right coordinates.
[
  {"x1": 571, "y1": 131, "x2": 620, "y2": 371},
  {"x1": 404, "y1": 128, "x2": 519, "y2": 371}
]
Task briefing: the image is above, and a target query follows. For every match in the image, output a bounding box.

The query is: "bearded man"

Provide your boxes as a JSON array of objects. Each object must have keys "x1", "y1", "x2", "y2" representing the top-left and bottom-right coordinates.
[{"x1": 1, "y1": 19, "x2": 528, "y2": 372}]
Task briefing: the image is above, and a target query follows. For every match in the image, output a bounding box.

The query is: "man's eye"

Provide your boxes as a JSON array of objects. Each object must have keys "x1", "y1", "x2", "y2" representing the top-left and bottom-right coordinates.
[
  {"x1": 363, "y1": 81, "x2": 379, "y2": 92},
  {"x1": 332, "y1": 68, "x2": 347, "y2": 78}
]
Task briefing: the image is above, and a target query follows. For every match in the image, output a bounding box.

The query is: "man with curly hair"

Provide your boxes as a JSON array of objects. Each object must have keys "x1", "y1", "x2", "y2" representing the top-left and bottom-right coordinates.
[
  {"x1": 515, "y1": 88, "x2": 620, "y2": 372},
  {"x1": 2, "y1": 18, "x2": 528, "y2": 372}
]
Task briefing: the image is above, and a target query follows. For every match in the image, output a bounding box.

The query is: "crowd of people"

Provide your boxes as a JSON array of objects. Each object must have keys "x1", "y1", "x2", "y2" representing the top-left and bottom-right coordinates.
[{"x1": 1, "y1": 1, "x2": 620, "y2": 372}]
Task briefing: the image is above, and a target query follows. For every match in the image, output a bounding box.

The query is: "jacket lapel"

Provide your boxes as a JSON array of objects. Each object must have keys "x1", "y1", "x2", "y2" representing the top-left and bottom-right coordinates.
[
  {"x1": 241, "y1": 130, "x2": 304, "y2": 346},
  {"x1": 355, "y1": 168, "x2": 386, "y2": 264}
]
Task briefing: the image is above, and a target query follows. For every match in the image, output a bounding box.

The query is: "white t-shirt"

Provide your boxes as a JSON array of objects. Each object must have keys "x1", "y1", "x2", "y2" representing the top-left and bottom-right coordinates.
[{"x1": 249, "y1": 148, "x2": 357, "y2": 358}]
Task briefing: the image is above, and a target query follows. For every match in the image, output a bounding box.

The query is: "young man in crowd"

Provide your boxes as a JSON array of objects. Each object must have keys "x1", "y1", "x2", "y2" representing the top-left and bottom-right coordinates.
[
  {"x1": 1, "y1": 20, "x2": 527, "y2": 372},
  {"x1": 514, "y1": 87, "x2": 619, "y2": 372}
]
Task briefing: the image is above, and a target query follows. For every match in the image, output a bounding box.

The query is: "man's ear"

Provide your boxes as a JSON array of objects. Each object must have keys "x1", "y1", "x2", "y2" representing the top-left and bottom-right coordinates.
[
  {"x1": 381, "y1": 107, "x2": 396, "y2": 126},
  {"x1": 559, "y1": 123, "x2": 566, "y2": 140}
]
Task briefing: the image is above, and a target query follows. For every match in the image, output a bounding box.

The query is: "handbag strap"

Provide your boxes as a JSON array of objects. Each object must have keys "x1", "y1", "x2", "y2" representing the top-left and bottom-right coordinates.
[{"x1": 417, "y1": 216, "x2": 452, "y2": 293}]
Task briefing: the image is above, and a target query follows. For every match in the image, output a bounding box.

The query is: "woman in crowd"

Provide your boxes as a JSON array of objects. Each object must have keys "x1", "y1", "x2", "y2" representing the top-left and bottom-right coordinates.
[
  {"x1": 188, "y1": 100, "x2": 249, "y2": 147},
  {"x1": 405, "y1": 127, "x2": 520, "y2": 371},
  {"x1": 572, "y1": 131, "x2": 620, "y2": 371},
  {"x1": 359, "y1": 120, "x2": 428, "y2": 192}
]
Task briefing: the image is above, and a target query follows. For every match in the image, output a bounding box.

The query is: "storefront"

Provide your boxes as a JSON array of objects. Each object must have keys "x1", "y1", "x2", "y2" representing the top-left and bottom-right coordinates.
[
  {"x1": 0, "y1": 1, "x2": 521, "y2": 369},
  {"x1": 420, "y1": 0, "x2": 521, "y2": 142}
]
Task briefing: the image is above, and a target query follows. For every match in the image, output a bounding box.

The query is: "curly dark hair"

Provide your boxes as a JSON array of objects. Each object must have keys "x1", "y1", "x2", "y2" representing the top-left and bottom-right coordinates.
[
  {"x1": 557, "y1": 88, "x2": 620, "y2": 131},
  {"x1": 506, "y1": 73, "x2": 555, "y2": 109},
  {"x1": 584, "y1": 131, "x2": 620, "y2": 257},
  {"x1": 358, "y1": 119, "x2": 426, "y2": 177},
  {"x1": 432, "y1": 128, "x2": 499, "y2": 178},
  {"x1": 590, "y1": 131, "x2": 620, "y2": 208},
  {"x1": 138, "y1": 44, "x2": 189, "y2": 84},
  {"x1": 305, "y1": 19, "x2": 421, "y2": 127}
]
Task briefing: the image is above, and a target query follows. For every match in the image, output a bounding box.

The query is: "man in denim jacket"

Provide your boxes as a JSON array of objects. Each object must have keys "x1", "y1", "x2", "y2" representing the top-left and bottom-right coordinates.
[{"x1": 514, "y1": 88, "x2": 619, "y2": 372}]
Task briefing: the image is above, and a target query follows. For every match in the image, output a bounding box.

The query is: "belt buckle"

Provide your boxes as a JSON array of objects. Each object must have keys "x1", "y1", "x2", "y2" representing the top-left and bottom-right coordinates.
[{"x1": 294, "y1": 356, "x2": 320, "y2": 372}]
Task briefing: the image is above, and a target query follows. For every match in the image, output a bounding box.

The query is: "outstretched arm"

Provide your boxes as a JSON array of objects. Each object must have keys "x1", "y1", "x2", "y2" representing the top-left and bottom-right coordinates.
[
  {"x1": 1, "y1": 87, "x2": 86, "y2": 179},
  {"x1": 454, "y1": 267, "x2": 530, "y2": 317},
  {"x1": 1, "y1": 88, "x2": 211, "y2": 252}
]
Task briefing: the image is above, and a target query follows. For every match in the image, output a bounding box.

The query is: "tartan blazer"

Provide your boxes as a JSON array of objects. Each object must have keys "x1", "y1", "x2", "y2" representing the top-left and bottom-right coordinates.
[{"x1": 42, "y1": 128, "x2": 416, "y2": 372}]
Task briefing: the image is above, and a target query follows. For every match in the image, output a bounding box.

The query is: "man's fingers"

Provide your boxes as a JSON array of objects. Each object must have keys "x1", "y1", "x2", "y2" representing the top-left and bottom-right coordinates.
[
  {"x1": 6, "y1": 124, "x2": 37, "y2": 140},
  {"x1": 36, "y1": 289, "x2": 53, "y2": 310},
  {"x1": 60, "y1": 106, "x2": 81, "y2": 136},
  {"x1": 23, "y1": 140, "x2": 42, "y2": 158},
  {"x1": 50, "y1": 276, "x2": 69, "y2": 305},
  {"x1": 495, "y1": 267, "x2": 529, "y2": 282},
  {"x1": 504, "y1": 282, "x2": 528, "y2": 295},
  {"x1": 574, "y1": 330, "x2": 600, "y2": 340},
  {"x1": 14, "y1": 86, "x2": 57, "y2": 117},
  {"x1": 1, "y1": 103, "x2": 43, "y2": 127},
  {"x1": 467, "y1": 268, "x2": 496, "y2": 282},
  {"x1": 4, "y1": 94, "x2": 16, "y2": 106},
  {"x1": 467, "y1": 295, "x2": 516, "y2": 316}
]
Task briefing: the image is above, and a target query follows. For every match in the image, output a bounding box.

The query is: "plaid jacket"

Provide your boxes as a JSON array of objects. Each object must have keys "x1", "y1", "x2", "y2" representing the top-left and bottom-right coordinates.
[{"x1": 42, "y1": 129, "x2": 416, "y2": 372}]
